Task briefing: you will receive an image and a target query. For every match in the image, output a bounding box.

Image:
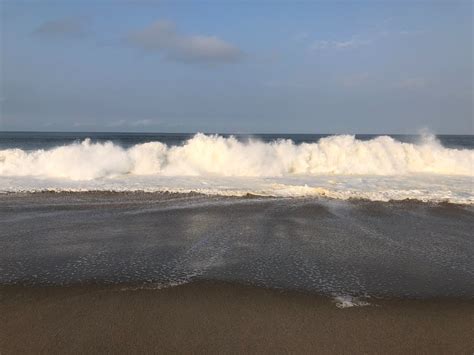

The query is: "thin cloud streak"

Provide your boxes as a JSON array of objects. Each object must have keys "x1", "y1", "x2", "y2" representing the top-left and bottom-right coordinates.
[
  {"x1": 310, "y1": 38, "x2": 372, "y2": 51},
  {"x1": 307, "y1": 27, "x2": 426, "y2": 52},
  {"x1": 33, "y1": 17, "x2": 88, "y2": 38}
]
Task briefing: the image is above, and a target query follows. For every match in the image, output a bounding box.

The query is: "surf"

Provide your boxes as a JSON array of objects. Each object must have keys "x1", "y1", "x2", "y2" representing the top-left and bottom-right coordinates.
[{"x1": 0, "y1": 133, "x2": 472, "y2": 180}]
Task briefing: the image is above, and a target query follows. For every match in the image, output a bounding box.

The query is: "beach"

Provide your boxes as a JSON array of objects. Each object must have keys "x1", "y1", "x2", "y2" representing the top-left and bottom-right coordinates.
[
  {"x1": 2, "y1": 281, "x2": 473, "y2": 354},
  {"x1": 1, "y1": 192, "x2": 473, "y2": 297},
  {"x1": 1, "y1": 132, "x2": 473, "y2": 353},
  {"x1": 1, "y1": 192, "x2": 473, "y2": 353}
]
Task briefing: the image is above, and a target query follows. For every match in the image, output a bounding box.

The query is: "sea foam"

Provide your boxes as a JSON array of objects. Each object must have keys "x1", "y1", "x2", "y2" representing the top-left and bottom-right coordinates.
[
  {"x1": 0, "y1": 134, "x2": 472, "y2": 203},
  {"x1": 0, "y1": 133, "x2": 472, "y2": 179}
]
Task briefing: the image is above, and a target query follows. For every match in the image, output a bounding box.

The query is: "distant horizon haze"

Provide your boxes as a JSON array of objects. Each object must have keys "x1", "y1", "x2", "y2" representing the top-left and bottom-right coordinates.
[{"x1": 0, "y1": 130, "x2": 472, "y2": 136}]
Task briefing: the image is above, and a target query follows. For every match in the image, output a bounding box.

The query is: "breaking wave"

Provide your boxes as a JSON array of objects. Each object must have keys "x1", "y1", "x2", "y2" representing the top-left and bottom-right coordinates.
[
  {"x1": 0, "y1": 133, "x2": 472, "y2": 179},
  {"x1": 0, "y1": 134, "x2": 472, "y2": 203}
]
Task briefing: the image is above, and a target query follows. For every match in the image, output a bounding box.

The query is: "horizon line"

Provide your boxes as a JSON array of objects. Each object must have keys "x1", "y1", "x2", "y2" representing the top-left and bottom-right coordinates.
[{"x1": 0, "y1": 130, "x2": 472, "y2": 136}]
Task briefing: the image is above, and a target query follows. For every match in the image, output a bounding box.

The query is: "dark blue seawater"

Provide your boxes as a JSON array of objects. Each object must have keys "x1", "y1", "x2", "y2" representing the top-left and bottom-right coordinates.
[{"x1": 0, "y1": 131, "x2": 473, "y2": 150}]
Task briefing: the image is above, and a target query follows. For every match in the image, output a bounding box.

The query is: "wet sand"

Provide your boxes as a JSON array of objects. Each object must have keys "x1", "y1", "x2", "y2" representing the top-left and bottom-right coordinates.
[
  {"x1": 1, "y1": 193, "x2": 473, "y2": 298},
  {"x1": 1, "y1": 193, "x2": 473, "y2": 353},
  {"x1": 1, "y1": 281, "x2": 473, "y2": 354}
]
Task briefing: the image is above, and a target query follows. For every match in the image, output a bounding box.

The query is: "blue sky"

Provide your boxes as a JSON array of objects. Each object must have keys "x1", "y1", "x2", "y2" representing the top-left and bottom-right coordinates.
[{"x1": 1, "y1": 0, "x2": 472, "y2": 133}]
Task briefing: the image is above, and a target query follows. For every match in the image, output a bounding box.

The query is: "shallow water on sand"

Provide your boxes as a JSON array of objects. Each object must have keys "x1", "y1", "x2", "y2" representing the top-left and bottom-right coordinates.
[{"x1": 1, "y1": 192, "x2": 473, "y2": 299}]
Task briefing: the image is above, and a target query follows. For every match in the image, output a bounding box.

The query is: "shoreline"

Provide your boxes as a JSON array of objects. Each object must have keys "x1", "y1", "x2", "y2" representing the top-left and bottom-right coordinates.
[
  {"x1": 2, "y1": 278, "x2": 474, "y2": 301},
  {"x1": 2, "y1": 281, "x2": 473, "y2": 354},
  {"x1": 1, "y1": 189, "x2": 473, "y2": 206}
]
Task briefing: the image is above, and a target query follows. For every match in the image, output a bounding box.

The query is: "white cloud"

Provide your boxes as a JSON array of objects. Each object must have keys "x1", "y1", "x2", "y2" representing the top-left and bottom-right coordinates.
[{"x1": 127, "y1": 20, "x2": 243, "y2": 64}]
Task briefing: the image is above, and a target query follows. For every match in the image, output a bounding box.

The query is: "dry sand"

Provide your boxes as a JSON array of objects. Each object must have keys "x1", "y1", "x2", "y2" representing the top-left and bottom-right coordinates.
[{"x1": 1, "y1": 281, "x2": 473, "y2": 354}]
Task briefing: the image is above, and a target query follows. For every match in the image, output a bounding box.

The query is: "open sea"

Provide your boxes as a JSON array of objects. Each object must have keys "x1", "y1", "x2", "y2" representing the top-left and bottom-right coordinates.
[{"x1": 0, "y1": 132, "x2": 473, "y2": 300}]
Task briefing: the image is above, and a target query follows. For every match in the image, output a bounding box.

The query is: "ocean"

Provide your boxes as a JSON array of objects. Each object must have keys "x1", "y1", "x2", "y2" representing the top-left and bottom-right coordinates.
[{"x1": 0, "y1": 132, "x2": 473, "y2": 299}]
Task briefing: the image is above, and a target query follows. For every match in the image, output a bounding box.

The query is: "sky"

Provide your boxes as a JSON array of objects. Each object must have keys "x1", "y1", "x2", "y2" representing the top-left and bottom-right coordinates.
[{"x1": 1, "y1": 0, "x2": 472, "y2": 134}]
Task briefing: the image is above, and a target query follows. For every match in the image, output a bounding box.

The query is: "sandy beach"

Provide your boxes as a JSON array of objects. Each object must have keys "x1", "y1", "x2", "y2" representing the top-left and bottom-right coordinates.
[
  {"x1": 1, "y1": 281, "x2": 473, "y2": 354},
  {"x1": 1, "y1": 193, "x2": 473, "y2": 353}
]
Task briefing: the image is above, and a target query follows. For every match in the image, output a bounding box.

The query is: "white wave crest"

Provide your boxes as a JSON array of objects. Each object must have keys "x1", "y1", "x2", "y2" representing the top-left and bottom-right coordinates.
[{"x1": 0, "y1": 134, "x2": 472, "y2": 180}]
